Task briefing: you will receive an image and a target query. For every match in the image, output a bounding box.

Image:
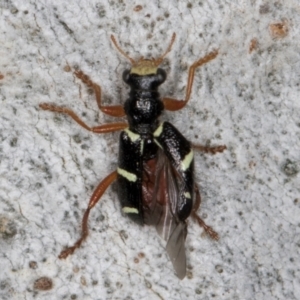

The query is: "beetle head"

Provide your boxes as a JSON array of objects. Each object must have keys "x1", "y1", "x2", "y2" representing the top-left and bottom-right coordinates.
[{"x1": 111, "y1": 33, "x2": 176, "y2": 75}]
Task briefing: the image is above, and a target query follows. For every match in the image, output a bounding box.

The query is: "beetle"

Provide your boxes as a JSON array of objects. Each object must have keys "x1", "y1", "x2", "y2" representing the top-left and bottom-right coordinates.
[{"x1": 39, "y1": 33, "x2": 226, "y2": 279}]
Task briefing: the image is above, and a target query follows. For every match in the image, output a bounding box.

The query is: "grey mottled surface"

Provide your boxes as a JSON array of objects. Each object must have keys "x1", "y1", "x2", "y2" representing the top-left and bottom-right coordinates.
[{"x1": 0, "y1": 1, "x2": 299, "y2": 299}]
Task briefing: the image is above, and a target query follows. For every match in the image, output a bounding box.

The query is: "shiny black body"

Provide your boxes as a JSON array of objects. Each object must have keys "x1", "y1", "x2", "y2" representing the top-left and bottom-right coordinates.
[
  {"x1": 122, "y1": 69, "x2": 166, "y2": 133},
  {"x1": 117, "y1": 69, "x2": 194, "y2": 229}
]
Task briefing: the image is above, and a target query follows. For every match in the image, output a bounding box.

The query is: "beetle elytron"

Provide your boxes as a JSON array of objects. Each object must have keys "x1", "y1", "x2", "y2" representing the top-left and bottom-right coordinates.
[{"x1": 40, "y1": 33, "x2": 226, "y2": 279}]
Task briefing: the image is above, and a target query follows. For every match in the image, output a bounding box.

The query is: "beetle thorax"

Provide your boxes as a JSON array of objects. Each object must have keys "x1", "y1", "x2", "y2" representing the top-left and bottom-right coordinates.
[
  {"x1": 124, "y1": 91, "x2": 163, "y2": 135},
  {"x1": 122, "y1": 69, "x2": 166, "y2": 135}
]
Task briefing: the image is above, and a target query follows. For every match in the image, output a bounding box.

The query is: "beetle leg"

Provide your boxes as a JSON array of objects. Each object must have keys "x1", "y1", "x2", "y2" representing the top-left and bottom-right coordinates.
[
  {"x1": 39, "y1": 103, "x2": 127, "y2": 133},
  {"x1": 74, "y1": 70, "x2": 125, "y2": 117},
  {"x1": 193, "y1": 144, "x2": 226, "y2": 155},
  {"x1": 163, "y1": 50, "x2": 218, "y2": 111},
  {"x1": 59, "y1": 170, "x2": 118, "y2": 259},
  {"x1": 92, "y1": 123, "x2": 128, "y2": 133},
  {"x1": 191, "y1": 185, "x2": 219, "y2": 240}
]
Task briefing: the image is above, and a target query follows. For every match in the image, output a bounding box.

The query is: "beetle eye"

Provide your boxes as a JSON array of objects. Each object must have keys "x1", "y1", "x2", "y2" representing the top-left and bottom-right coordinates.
[
  {"x1": 122, "y1": 69, "x2": 131, "y2": 84},
  {"x1": 156, "y1": 69, "x2": 167, "y2": 84}
]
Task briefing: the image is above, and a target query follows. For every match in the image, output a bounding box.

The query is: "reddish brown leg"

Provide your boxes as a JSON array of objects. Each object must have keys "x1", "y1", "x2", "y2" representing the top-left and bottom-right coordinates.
[
  {"x1": 191, "y1": 185, "x2": 219, "y2": 241},
  {"x1": 39, "y1": 103, "x2": 127, "y2": 133},
  {"x1": 74, "y1": 70, "x2": 125, "y2": 117},
  {"x1": 59, "y1": 170, "x2": 118, "y2": 259},
  {"x1": 163, "y1": 50, "x2": 218, "y2": 111},
  {"x1": 193, "y1": 144, "x2": 227, "y2": 154}
]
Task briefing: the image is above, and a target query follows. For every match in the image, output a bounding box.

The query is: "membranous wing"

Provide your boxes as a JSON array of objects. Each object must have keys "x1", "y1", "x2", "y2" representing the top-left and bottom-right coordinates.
[{"x1": 142, "y1": 149, "x2": 188, "y2": 279}]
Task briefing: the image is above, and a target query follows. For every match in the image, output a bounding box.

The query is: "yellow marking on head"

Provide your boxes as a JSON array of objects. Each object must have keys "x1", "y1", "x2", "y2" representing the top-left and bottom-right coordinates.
[
  {"x1": 131, "y1": 66, "x2": 158, "y2": 75},
  {"x1": 130, "y1": 59, "x2": 158, "y2": 75}
]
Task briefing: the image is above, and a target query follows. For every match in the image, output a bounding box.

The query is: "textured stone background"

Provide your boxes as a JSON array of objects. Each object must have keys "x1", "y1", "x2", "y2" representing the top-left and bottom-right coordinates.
[{"x1": 0, "y1": 1, "x2": 299, "y2": 299}]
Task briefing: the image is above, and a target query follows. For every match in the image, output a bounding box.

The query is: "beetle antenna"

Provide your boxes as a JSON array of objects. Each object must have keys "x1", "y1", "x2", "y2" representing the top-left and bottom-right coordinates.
[
  {"x1": 111, "y1": 35, "x2": 136, "y2": 65},
  {"x1": 155, "y1": 32, "x2": 176, "y2": 65}
]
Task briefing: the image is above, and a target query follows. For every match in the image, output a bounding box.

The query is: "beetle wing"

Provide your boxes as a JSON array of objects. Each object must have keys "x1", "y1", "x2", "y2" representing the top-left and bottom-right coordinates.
[
  {"x1": 142, "y1": 150, "x2": 187, "y2": 279},
  {"x1": 165, "y1": 221, "x2": 187, "y2": 279}
]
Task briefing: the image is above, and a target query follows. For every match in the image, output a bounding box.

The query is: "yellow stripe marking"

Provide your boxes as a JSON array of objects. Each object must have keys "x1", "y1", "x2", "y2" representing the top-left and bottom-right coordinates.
[
  {"x1": 154, "y1": 139, "x2": 163, "y2": 149},
  {"x1": 124, "y1": 128, "x2": 140, "y2": 142},
  {"x1": 184, "y1": 192, "x2": 191, "y2": 199},
  {"x1": 117, "y1": 168, "x2": 137, "y2": 182},
  {"x1": 153, "y1": 123, "x2": 164, "y2": 137},
  {"x1": 122, "y1": 207, "x2": 139, "y2": 214},
  {"x1": 181, "y1": 150, "x2": 194, "y2": 171}
]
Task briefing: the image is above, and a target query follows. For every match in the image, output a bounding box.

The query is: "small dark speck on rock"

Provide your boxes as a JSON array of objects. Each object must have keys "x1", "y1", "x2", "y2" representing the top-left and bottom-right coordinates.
[
  {"x1": 84, "y1": 158, "x2": 93, "y2": 169},
  {"x1": 195, "y1": 288, "x2": 202, "y2": 294},
  {"x1": 133, "y1": 5, "x2": 143, "y2": 12},
  {"x1": 98, "y1": 9, "x2": 106, "y2": 18},
  {"x1": 0, "y1": 215, "x2": 17, "y2": 239},
  {"x1": 259, "y1": 4, "x2": 270, "y2": 14},
  {"x1": 35, "y1": 182, "x2": 43, "y2": 189},
  {"x1": 73, "y1": 134, "x2": 82, "y2": 143},
  {"x1": 145, "y1": 279, "x2": 152, "y2": 288},
  {"x1": 119, "y1": 230, "x2": 128, "y2": 239},
  {"x1": 96, "y1": 214, "x2": 105, "y2": 222},
  {"x1": 11, "y1": 7, "x2": 18, "y2": 14},
  {"x1": 215, "y1": 265, "x2": 223, "y2": 273},
  {"x1": 29, "y1": 261, "x2": 38, "y2": 269},
  {"x1": 59, "y1": 20, "x2": 73, "y2": 35},
  {"x1": 0, "y1": 280, "x2": 11, "y2": 291},
  {"x1": 33, "y1": 277, "x2": 53, "y2": 291},
  {"x1": 81, "y1": 144, "x2": 89, "y2": 150},
  {"x1": 282, "y1": 159, "x2": 298, "y2": 177},
  {"x1": 10, "y1": 137, "x2": 18, "y2": 147}
]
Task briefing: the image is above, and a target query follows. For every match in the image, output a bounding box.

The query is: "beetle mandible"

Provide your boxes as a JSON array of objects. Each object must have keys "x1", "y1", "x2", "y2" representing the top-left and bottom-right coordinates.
[{"x1": 39, "y1": 33, "x2": 226, "y2": 279}]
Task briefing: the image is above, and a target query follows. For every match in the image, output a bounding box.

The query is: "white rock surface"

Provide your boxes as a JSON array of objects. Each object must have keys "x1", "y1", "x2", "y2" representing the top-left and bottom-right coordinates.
[{"x1": 0, "y1": 1, "x2": 299, "y2": 299}]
